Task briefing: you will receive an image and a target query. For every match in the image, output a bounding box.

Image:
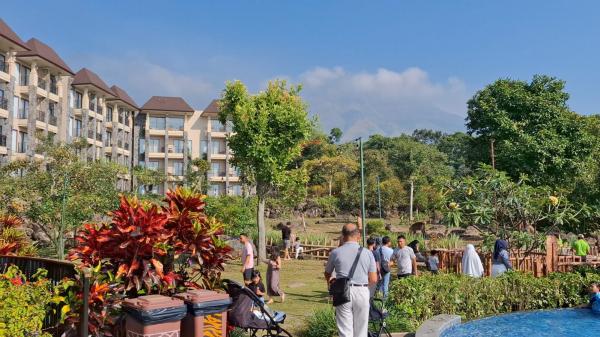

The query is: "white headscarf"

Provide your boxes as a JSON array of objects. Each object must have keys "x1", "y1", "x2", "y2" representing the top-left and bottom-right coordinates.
[{"x1": 462, "y1": 244, "x2": 484, "y2": 278}]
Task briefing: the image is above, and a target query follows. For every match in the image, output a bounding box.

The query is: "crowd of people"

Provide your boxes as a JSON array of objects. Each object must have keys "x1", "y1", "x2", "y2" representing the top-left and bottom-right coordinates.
[{"x1": 238, "y1": 222, "x2": 599, "y2": 337}]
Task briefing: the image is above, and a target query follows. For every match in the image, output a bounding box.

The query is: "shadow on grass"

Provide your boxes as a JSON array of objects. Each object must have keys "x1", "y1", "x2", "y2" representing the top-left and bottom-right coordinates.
[{"x1": 286, "y1": 290, "x2": 330, "y2": 304}]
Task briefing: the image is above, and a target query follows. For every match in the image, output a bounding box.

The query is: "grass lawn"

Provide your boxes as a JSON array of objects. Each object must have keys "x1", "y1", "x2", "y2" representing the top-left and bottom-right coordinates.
[{"x1": 222, "y1": 258, "x2": 330, "y2": 334}]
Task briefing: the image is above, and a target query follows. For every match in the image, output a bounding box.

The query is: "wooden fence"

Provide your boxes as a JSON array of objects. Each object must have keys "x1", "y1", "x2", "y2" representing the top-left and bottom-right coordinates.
[{"x1": 270, "y1": 235, "x2": 600, "y2": 276}]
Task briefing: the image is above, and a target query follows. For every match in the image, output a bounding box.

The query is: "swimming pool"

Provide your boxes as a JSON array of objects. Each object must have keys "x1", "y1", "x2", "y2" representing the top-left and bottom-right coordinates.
[{"x1": 441, "y1": 308, "x2": 600, "y2": 337}]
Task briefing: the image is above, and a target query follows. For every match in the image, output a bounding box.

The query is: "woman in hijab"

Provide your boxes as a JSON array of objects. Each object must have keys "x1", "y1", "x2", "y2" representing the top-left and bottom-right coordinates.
[
  {"x1": 408, "y1": 240, "x2": 426, "y2": 262},
  {"x1": 461, "y1": 244, "x2": 484, "y2": 278},
  {"x1": 491, "y1": 239, "x2": 512, "y2": 277}
]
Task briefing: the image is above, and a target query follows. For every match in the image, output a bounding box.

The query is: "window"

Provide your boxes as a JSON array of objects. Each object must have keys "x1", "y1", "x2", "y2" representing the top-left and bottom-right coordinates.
[
  {"x1": 211, "y1": 119, "x2": 225, "y2": 132},
  {"x1": 106, "y1": 131, "x2": 112, "y2": 146},
  {"x1": 89, "y1": 93, "x2": 96, "y2": 112},
  {"x1": 173, "y1": 161, "x2": 184, "y2": 176},
  {"x1": 148, "y1": 138, "x2": 161, "y2": 152},
  {"x1": 211, "y1": 162, "x2": 224, "y2": 176},
  {"x1": 18, "y1": 98, "x2": 29, "y2": 119},
  {"x1": 50, "y1": 75, "x2": 57, "y2": 94},
  {"x1": 212, "y1": 141, "x2": 225, "y2": 154},
  {"x1": 138, "y1": 138, "x2": 145, "y2": 155},
  {"x1": 231, "y1": 185, "x2": 242, "y2": 196},
  {"x1": 106, "y1": 107, "x2": 113, "y2": 122},
  {"x1": 201, "y1": 140, "x2": 208, "y2": 156},
  {"x1": 167, "y1": 117, "x2": 184, "y2": 131},
  {"x1": 74, "y1": 119, "x2": 82, "y2": 137},
  {"x1": 173, "y1": 139, "x2": 184, "y2": 153},
  {"x1": 18, "y1": 64, "x2": 30, "y2": 86},
  {"x1": 0, "y1": 54, "x2": 5, "y2": 72},
  {"x1": 74, "y1": 91, "x2": 82, "y2": 109},
  {"x1": 147, "y1": 160, "x2": 160, "y2": 171},
  {"x1": 210, "y1": 184, "x2": 224, "y2": 196},
  {"x1": 149, "y1": 116, "x2": 165, "y2": 130},
  {"x1": 17, "y1": 131, "x2": 27, "y2": 153}
]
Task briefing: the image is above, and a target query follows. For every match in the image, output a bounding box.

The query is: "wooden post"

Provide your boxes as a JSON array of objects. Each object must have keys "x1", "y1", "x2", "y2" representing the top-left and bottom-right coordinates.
[{"x1": 545, "y1": 235, "x2": 558, "y2": 275}]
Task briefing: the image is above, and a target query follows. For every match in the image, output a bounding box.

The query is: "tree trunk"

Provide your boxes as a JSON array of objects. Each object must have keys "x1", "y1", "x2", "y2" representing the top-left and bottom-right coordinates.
[
  {"x1": 257, "y1": 195, "x2": 267, "y2": 262},
  {"x1": 328, "y1": 179, "x2": 332, "y2": 197},
  {"x1": 57, "y1": 232, "x2": 65, "y2": 260}
]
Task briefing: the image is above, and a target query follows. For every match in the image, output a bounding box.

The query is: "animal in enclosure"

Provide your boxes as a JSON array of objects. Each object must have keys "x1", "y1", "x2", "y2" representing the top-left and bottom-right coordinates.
[{"x1": 409, "y1": 221, "x2": 427, "y2": 236}]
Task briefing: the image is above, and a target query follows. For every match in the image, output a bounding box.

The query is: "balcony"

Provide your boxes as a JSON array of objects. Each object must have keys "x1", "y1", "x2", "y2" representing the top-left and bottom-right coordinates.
[
  {"x1": 104, "y1": 140, "x2": 112, "y2": 147},
  {"x1": 124, "y1": 142, "x2": 129, "y2": 150},
  {"x1": 87, "y1": 129, "x2": 94, "y2": 139},
  {"x1": 117, "y1": 140, "x2": 123, "y2": 148},
  {"x1": 18, "y1": 108, "x2": 29, "y2": 119},
  {"x1": 49, "y1": 115, "x2": 57, "y2": 126},
  {"x1": 37, "y1": 78, "x2": 47, "y2": 90},
  {"x1": 36, "y1": 110, "x2": 46, "y2": 123},
  {"x1": 49, "y1": 83, "x2": 58, "y2": 95},
  {"x1": 96, "y1": 133, "x2": 102, "y2": 141},
  {"x1": 0, "y1": 60, "x2": 7, "y2": 73},
  {"x1": 0, "y1": 97, "x2": 7, "y2": 110},
  {"x1": 0, "y1": 135, "x2": 6, "y2": 147},
  {"x1": 89, "y1": 103, "x2": 96, "y2": 112}
]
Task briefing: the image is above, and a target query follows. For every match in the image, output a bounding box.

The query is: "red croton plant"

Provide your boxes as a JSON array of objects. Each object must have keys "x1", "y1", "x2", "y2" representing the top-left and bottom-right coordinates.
[{"x1": 67, "y1": 187, "x2": 232, "y2": 335}]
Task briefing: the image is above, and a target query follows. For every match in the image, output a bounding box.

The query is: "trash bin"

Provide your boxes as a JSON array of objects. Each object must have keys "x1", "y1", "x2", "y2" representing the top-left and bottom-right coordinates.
[
  {"x1": 123, "y1": 295, "x2": 187, "y2": 337},
  {"x1": 174, "y1": 289, "x2": 232, "y2": 337}
]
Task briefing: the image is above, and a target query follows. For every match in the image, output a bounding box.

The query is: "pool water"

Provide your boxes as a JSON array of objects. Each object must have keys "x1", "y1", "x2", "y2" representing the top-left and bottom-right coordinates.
[{"x1": 442, "y1": 308, "x2": 600, "y2": 337}]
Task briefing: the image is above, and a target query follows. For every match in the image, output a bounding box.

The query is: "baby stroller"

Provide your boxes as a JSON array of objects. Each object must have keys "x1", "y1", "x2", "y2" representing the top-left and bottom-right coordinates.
[
  {"x1": 368, "y1": 298, "x2": 392, "y2": 337},
  {"x1": 222, "y1": 279, "x2": 292, "y2": 337}
]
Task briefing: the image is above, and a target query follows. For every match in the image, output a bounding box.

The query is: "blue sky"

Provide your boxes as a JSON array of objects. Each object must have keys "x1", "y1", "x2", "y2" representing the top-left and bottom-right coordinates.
[{"x1": 3, "y1": 1, "x2": 599, "y2": 140}]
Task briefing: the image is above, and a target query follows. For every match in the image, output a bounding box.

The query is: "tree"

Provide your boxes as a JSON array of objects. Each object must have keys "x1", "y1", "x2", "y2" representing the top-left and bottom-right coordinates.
[
  {"x1": 219, "y1": 80, "x2": 312, "y2": 260},
  {"x1": 412, "y1": 129, "x2": 444, "y2": 145},
  {"x1": 466, "y1": 75, "x2": 595, "y2": 189},
  {"x1": 184, "y1": 158, "x2": 210, "y2": 193},
  {"x1": 304, "y1": 155, "x2": 357, "y2": 196},
  {"x1": 329, "y1": 127, "x2": 343, "y2": 144},
  {"x1": 132, "y1": 165, "x2": 166, "y2": 196},
  {"x1": 0, "y1": 138, "x2": 125, "y2": 259}
]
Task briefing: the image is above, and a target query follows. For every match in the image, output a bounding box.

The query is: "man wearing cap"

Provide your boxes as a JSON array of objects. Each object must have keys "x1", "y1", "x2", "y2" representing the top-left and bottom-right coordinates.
[{"x1": 324, "y1": 223, "x2": 378, "y2": 337}]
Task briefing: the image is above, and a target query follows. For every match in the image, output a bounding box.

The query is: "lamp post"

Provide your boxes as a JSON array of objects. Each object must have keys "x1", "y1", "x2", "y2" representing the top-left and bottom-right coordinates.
[
  {"x1": 356, "y1": 137, "x2": 366, "y2": 246},
  {"x1": 377, "y1": 175, "x2": 382, "y2": 219}
]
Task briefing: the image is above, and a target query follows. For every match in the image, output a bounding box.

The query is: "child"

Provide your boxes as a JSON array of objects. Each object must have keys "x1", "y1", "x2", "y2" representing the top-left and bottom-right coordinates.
[
  {"x1": 248, "y1": 271, "x2": 266, "y2": 303},
  {"x1": 428, "y1": 250, "x2": 439, "y2": 274},
  {"x1": 294, "y1": 237, "x2": 304, "y2": 259},
  {"x1": 590, "y1": 283, "x2": 600, "y2": 314}
]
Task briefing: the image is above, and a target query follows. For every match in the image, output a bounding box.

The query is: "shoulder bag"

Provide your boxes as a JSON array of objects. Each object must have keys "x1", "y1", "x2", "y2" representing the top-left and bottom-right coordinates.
[{"x1": 329, "y1": 247, "x2": 363, "y2": 307}]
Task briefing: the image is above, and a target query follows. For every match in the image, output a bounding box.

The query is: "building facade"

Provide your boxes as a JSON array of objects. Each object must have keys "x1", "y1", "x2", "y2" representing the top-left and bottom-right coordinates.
[{"x1": 0, "y1": 18, "x2": 242, "y2": 196}]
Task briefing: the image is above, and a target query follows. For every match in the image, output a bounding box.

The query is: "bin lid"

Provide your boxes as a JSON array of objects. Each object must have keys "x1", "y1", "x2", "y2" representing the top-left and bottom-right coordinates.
[
  {"x1": 173, "y1": 289, "x2": 230, "y2": 304},
  {"x1": 122, "y1": 295, "x2": 185, "y2": 311}
]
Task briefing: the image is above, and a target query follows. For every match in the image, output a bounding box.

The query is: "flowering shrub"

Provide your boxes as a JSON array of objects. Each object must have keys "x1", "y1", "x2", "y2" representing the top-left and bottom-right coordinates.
[
  {"x1": 0, "y1": 266, "x2": 53, "y2": 337},
  {"x1": 68, "y1": 187, "x2": 232, "y2": 335},
  {"x1": 0, "y1": 214, "x2": 37, "y2": 256}
]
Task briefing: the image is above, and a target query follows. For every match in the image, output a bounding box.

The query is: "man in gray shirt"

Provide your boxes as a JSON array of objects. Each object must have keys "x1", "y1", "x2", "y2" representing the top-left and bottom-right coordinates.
[
  {"x1": 391, "y1": 234, "x2": 418, "y2": 278},
  {"x1": 325, "y1": 223, "x2": 377, "y2": 337}
]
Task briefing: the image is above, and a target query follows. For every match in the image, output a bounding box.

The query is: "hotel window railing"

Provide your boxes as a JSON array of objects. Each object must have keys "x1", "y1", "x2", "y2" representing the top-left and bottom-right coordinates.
[
  {"x1": 18, "y1": 108, "x2": 29, "y2": 119},
  {"x1": 36, "y1": 110, "x2": 46, "y2": 123}
]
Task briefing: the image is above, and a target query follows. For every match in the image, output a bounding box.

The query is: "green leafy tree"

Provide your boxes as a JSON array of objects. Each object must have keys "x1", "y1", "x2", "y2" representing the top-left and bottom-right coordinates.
[
  {"x1": 304, "y1": 155, "x2": 357, "y2": 196},
  {"x1": 466, "y1": 75, "x2": 595, "y2": 189},
  {"x1": 132, "y1": 165, "x2": 166, "y2": 196},
  {"x1": 184, "y1": 158, "x2": 210, "y2": 193},
  {"x1": 0, "y1": 139, "x2": 125, "y2": 259},
  {"x1": 328, "y1": 127, "x2": 343, "y2": 144},
  {"x1": 219, "y1": 80, "x2": 313, "y2": 260}
]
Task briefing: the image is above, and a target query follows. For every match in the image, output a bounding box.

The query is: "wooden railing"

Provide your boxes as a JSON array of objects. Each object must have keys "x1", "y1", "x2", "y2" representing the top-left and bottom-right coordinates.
[{"x1": 0, "y1": 255, "x2": 89, "y2": 337}]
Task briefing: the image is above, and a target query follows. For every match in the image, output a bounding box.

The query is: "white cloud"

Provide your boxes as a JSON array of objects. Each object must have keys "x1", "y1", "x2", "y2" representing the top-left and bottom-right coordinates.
[
  {"x1": 296, "y1": 66, "x2": 469, "y2": 141},
  {"x1": 81, "y1": 56, "x2": 215, "y2": 109}
]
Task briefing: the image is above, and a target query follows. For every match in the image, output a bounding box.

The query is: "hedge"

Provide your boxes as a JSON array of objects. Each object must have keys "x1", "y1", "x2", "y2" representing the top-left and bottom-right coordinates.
[
  {"x1": 388, "y1": 269, "x2": 599, "y2": 330},
  {"x1": 302, "y1": 268, "x2": 600, "y2": 336}
]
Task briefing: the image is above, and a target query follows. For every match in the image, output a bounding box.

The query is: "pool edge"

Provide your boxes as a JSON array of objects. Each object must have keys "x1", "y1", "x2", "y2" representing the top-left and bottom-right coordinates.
[{"x1": 416, "y1": 314, "x2": 462, "y2": 337}]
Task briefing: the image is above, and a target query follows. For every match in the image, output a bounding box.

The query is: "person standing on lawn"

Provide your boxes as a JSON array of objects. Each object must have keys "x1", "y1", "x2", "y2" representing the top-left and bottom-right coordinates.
[
  {"x1": 391, "y1": 235, "x2": 418, "y2": 278},
  {"x1": 265, "y1": 246, "x2": 286, "y2": 304},
  {"x1": 279, "y1": 222, "x2": 293, "y2": 260},
  {"x1": 573, "y1": 234, "x2": 591, "y2": 262},
  {"x1": 239, "y1": 233, "x2": 255, "y2": 285},
  {"x1": 376, "y1": 236, "x2": 394, "y2": 299},
  {"x1": 325, "y1": 223, "x2": 378, "y2": 337}
]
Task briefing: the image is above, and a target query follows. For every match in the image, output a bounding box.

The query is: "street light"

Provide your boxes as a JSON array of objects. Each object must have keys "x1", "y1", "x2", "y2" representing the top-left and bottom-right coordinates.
[
  {"x1": 355, "y1": 137, "x2": 366, "y2": 246},
  {"x1": 377, "y1": 175, "x2": 382, "y2": 219}
]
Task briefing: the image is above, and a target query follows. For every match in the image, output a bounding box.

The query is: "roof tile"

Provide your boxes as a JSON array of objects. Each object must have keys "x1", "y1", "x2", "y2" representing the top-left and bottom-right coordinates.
[
  {"x1": 72, "y1": 68, "x2": 114, "y2": 96},
  {"x1": 0, "y1": 19, "x2": 29, "y2": 50},
  {"x1": 141, "y1": 96, "x2": 194, "y2": 113},
  {"x1": 110, "y1": 85, "x2": 138, "y2": 109},
  {"x1": 18, "y1": 38, "x2": 73, "y2": 75}
]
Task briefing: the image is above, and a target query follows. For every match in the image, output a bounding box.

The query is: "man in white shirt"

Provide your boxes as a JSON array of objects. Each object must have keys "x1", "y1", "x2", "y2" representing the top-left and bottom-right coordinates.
[
  {"x1": 239, "y1": 233, "x2": 255, "y2": 285},
  {"x1": 391, "y1": 234, "x2": 418, "y2": 278}
]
